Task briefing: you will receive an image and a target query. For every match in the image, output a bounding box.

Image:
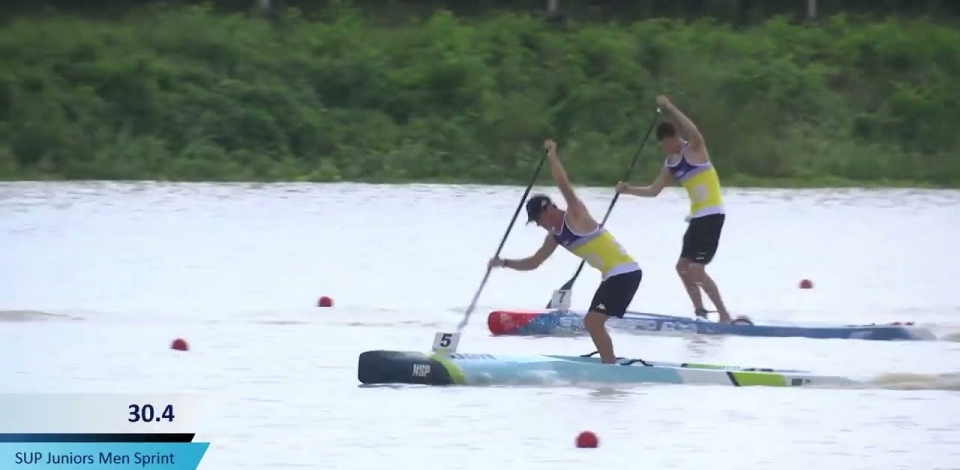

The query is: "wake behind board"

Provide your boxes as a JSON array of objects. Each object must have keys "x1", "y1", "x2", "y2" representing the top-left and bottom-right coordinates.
[{"x1": 487, "y1": 309, "x2": 935, "y2": 341}]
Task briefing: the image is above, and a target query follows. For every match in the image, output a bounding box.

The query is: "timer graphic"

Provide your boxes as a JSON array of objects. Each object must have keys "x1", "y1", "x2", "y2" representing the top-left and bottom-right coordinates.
[
  {"x1": 128, "y1": 404, "x2": 176, "y2": 423},
  {"x1": 0, "y1": 393, "x2": 210, "y2": 470}
]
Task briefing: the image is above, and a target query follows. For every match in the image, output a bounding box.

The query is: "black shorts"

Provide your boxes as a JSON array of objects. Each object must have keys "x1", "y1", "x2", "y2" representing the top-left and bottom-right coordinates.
[
  {"x1": 589, "y1": 269, "x2": 643, "y2": 318},
  {"x1": 680, "y1": 213, "x2": 725, "y2": 265}
]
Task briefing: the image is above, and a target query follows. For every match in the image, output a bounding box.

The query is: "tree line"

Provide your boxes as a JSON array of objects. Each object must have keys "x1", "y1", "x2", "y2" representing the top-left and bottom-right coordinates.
[
  {"x1": 1, "y1": 3, "x2": 957, "y2": 186},
  {"x1": 3, "y1": 0, "x2": 958, "y2": 24}
]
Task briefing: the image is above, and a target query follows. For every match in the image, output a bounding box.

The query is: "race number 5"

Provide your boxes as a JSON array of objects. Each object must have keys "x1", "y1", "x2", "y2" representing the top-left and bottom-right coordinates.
[
  {"x1": 549, "y1": 289, "x2": 572, "y2": 311},
  {"x1": 432, "y1": 332, "x2": 461, "y2": 354}
]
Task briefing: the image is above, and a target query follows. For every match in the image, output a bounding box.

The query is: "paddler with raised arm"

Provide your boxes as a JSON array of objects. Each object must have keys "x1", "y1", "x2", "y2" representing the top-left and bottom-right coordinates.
[
  {"x1": 616, "y1": 95, "x2": 732, "y2": 323},
  {"x1": 488, "y1": 139, "x2": 643, "y2": 364}
]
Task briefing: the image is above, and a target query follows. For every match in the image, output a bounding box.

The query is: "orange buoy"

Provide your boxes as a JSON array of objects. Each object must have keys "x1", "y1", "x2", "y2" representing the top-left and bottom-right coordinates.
[
  {"x1": 799, "y1": 279, "x2": 813, "y2": 289},
  {"x1": 170, "y1": 338, "x2": 189, "y2": 351},
  {"x1": 317, "y1": 296, "x2": 334, "y2": 307},
  {"x1": 575, "y1": 431, "x2": 598, "y2": 448}
]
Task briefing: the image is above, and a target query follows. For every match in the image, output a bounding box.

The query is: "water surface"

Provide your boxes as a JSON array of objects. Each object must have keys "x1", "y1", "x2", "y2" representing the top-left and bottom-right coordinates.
[{"x1": 2, "y1": 182, "x2": 958, "y2": 470}]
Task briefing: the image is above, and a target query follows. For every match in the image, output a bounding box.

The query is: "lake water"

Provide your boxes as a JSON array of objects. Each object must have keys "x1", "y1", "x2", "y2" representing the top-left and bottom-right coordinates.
[{"x1": 2, "y1": 182, "x2": 959, "y2": 470}]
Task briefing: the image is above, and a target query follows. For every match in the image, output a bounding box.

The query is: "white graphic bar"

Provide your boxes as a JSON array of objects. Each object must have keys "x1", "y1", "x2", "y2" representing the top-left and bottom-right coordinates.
[{"x1": 0, "y1": 394, "x2": 204, "y2": 433}]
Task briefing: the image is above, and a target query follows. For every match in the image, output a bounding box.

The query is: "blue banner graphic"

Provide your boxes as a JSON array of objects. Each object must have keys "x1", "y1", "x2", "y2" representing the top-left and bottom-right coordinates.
[{"x1": 2, "y1": 443, "x2": 209, "y2": 470}]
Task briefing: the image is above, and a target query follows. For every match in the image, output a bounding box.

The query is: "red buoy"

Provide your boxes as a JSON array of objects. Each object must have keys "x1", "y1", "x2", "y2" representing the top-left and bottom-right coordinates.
[
  {"x1": 317, "y1": 296, "x2": 333, "y2": 307},
  {"x1": 170, "y1": 338, "x2": 189, "y2": 351},
  {"x1": 575, "y1": 431, "x2": 598, "y2": 448},
  {"x1": 799, "y1": 279, "x2": 813, "y2": 289}
]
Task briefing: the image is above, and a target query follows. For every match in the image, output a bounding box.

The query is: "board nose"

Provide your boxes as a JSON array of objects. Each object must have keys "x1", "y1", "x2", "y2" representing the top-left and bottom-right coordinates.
[
  {"x1": 487, "y1": 310, "x2": 541, "y2": 335},
  {"x1": 357, "y1": 350, "x2": 454, "y2": 385}
]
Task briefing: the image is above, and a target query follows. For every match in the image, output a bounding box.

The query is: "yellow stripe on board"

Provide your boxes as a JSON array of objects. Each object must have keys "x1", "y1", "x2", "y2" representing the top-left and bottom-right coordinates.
[
  {"x1": 431, "y1": 354, "x2": 467, "y2": 385},
  {"x1": 729, "y1": 371, "x2": 788, "y2": 387}
]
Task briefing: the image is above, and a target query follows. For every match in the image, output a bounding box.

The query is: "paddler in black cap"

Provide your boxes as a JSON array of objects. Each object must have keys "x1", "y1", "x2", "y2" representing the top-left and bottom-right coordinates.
[{"x1": 488, "y1": 139, "x2": 643, "y2": 364}]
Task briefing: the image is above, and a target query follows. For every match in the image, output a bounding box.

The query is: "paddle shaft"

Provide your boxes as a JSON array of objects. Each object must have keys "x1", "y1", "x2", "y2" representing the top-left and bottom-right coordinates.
[
  {"x1": 547, "y1": 109, "x2": 662, "y2": 303},
  {"x1": 457, "y1": 152, "x2": 549, "y2": 331}
]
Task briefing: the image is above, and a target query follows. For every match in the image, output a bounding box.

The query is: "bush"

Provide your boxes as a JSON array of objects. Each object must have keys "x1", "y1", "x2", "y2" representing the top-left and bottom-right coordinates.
[{"x1": 0, "y1": 5, "x2": 958, "y2": 186}]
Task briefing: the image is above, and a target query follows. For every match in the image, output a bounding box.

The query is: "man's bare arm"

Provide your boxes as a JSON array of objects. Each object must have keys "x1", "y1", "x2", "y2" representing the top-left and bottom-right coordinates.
[
  {"x1": 503, "y1": 235, "x2": 559, "y2": 271},
  {"x1": 659, "y1": 97, "x2": 706, "y2": 153},
  {"x1": 543, "y1": 139, "x2": 589, "y2": 218},
  {"x1": 617, "y1": 166, "x2": 672, "y2": 197}
]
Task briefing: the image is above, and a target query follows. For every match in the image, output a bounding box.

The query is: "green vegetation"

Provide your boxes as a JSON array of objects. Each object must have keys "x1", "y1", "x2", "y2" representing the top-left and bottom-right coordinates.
[{"x1": 1, "y1": 4, "x2": 958, "y2": 187}]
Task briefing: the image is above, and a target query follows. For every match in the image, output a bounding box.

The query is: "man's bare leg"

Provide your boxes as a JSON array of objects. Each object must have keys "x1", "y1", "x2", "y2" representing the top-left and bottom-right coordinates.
[
  {"x1": 676, "y1": 258, "x2": 706, "y2": 313},
  {"x1": 687, "y1": 263, "x2": 731, "y2": 323},
  {"x1": 584, "y1": 310, "x2": 616, "y2": 364}
]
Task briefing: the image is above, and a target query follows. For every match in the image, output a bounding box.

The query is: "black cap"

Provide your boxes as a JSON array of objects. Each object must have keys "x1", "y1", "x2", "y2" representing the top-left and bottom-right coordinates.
[{"x1": 525, "y1": 194, "x2": 552, "y2": 224}]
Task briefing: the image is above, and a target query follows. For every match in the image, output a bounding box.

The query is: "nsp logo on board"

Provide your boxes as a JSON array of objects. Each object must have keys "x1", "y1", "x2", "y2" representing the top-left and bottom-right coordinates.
[{"x1": 412, "y1": 364, "x2": 431, "y2": 377}]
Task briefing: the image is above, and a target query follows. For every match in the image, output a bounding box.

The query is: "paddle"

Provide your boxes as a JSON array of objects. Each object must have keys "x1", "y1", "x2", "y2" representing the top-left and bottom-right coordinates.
[
  {"x1": 453, "y1": 151, "x2": 549, "y2": 335},
  {"x1": 546, "y1": 108, "x2": 662, "y2": 310}
]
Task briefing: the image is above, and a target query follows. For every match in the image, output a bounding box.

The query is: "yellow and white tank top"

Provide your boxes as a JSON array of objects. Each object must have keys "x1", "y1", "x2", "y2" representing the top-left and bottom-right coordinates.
[
  {"x1": 665, "y1": 142, "x2": 725, "y2": 219},
  {"x1": 552, "y1": 214, "x2": 640, "y2": 280}
]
